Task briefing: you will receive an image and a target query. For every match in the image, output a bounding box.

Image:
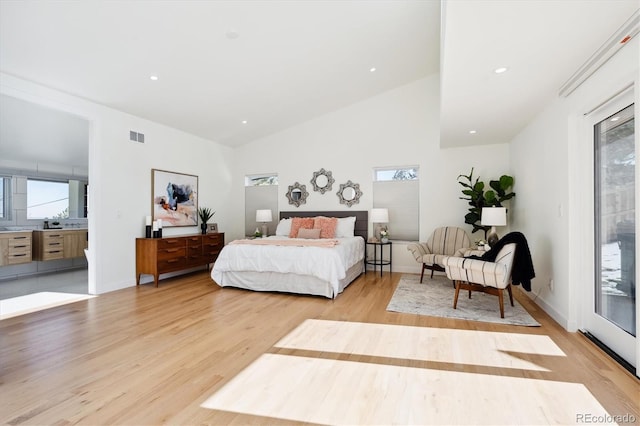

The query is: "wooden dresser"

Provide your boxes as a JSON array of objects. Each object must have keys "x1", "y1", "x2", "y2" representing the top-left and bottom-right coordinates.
[
  {"x1": 0, "y1": 231, "x2": 33, "y2": 266},
  {"x1": 135, "y1": 233, "x2": 225, "y2": 287}
]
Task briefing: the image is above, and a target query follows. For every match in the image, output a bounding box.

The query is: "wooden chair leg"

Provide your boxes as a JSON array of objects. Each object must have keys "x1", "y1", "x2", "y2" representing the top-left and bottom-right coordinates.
[
  {"x1": 420, "y1": 264, "x2": 426, "y2": 283},
  {"x1": 507, "y1": 284, "x2": 514, "y2": 306},
  {"x1": 430, "y1": 267, "x2": 435, "y2": 278},
  {"x1": 498, "y1": 290, "x2": 505, "y2": 318},
  {"x1": 453, "y1": 280, "x2": 461, "y2": 309}
]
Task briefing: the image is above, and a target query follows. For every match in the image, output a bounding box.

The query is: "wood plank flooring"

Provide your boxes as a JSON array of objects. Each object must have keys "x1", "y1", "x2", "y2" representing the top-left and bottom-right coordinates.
[{"x1": 1, "y1": 271, "x2": 638, "y2": 425}]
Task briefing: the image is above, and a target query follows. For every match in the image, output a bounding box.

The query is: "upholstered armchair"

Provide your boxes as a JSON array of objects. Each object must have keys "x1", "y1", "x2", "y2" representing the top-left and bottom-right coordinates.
[
  {"x1": 407, "y1": 227, "x2": 471, "y2": 283},
  {"x1": 442, "y1": 243, "x2": 517, "y2": 318}
]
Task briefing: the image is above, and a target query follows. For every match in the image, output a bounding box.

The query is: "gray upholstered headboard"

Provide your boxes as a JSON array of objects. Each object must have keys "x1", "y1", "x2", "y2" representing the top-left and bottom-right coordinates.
[{"x1": 279, "y1": 211, "x2": 368, "y2": 240}]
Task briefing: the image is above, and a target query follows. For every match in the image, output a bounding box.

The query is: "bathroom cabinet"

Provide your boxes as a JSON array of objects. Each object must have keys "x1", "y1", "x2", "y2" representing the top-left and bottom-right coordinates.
[{"x1": 33, "y1": 229, "x2": 88, "y2": 261}]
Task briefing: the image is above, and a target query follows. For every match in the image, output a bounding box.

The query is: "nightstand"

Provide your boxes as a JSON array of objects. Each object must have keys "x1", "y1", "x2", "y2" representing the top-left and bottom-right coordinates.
[{"x1": 365, "y1": 240, "x2": 392, "y2": 276}]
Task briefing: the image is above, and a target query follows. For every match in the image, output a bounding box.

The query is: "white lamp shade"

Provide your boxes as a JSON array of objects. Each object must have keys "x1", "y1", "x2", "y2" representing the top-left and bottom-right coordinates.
[
  {"x1": 256, "y1": 209, "x2": 273, "y2": 222},
  {"x1": 481, "y1": 207, "x2": 507, "y2": 226},
  {"x1": 370, "y1": 208, "x2": 389, "y2": 223}
]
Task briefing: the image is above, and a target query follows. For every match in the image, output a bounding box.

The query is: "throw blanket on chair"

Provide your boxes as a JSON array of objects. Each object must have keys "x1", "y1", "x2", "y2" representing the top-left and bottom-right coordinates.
[{"x1": 469, "y1": 231, "x2": 535, "y2": 291}]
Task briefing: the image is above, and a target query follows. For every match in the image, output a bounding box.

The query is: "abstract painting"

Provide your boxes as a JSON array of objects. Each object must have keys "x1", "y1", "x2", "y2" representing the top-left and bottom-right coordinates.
[{"x1": 151, "y1": 169, "x2": 198, "y2": 227}]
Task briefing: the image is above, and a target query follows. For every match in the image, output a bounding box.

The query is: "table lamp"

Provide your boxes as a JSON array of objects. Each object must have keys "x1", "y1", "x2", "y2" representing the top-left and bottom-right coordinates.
[
  {"x1": 256, "y1": 209, "x2": 273, "y2": 237},
  {"x1": 481, "y1": 207, "x2": 506, "y2": 247}
]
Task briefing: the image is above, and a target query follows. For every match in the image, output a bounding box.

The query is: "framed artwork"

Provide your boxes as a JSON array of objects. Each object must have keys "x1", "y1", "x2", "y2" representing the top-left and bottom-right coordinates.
[
  {"x1": 151, "y1": 169, "x2": 198, "y2": 227},
  {"x1": 207, "y1": 223, "x2": 219, "y2": 233}
]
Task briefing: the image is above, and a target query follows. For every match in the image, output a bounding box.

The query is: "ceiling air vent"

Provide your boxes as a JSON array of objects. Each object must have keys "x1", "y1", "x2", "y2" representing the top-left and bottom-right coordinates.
[{"x1": 559, "y1": 9, "x2": 639, "y2": 98}]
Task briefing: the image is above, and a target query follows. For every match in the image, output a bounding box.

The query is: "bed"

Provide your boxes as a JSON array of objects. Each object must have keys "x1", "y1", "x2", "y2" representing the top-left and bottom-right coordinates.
[{"x1": 211, "y1": 211, "x2": 367, "y2": 298}]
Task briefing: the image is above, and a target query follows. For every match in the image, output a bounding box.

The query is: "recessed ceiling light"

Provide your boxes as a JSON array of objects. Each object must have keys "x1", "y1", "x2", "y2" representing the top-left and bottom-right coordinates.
[
  {"x1": 150, "y1": 75, "x2": 159, "y2": 81},
  {"x1": 469, "y1": 130, "x2": 477, "y2": 134},
  {"x1": 610, "y1": 116, "x2": 620, "y2": 122},
  {"x1": 370, "y1": 67, "x2": 376, "y2": 72},
  {"x1": 494, "y1": 67, "x2": 508, "y2": 74},
  {"x1": 242, "y1": 120, "x2": 248, "y2": 124}
]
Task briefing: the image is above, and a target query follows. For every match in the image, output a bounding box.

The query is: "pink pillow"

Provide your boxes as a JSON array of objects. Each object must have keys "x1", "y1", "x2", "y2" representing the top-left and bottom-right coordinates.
[
  {"x1": 314, "y1": 217, "x2": 338, "y2": 239},
  {"x1": 289, "y1": 217, "x2": 314, "y2": 238},
  {"x1": 297, "y1": 228, "x2": 321, "y2": 239}
]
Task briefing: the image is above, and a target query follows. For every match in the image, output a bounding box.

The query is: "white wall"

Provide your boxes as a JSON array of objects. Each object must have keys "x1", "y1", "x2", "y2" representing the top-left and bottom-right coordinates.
[
  {"x1": 1, "y1": 73, "x2": 234, "y2": 294},
  {"x1": 0, "y1": 72, "x2": 511, "y2": 291},
  {"x1": 509, "y1": 37, "x2": 639, "y2": 330},
  {"x1": 232, "y1": 75, "x2": 511, "y2": 272}
]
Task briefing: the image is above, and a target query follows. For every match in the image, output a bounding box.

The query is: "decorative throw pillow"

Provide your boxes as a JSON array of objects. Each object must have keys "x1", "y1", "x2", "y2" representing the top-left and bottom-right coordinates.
[
  {"x1": 314, "y1": 217, "x2": 338, "y2": 238},
  {"x1": 335, "y1": 216, "x2": 356, "y2": 238},
  {"x1": 289, "y1": 217, "x2": 314, "y2": 238},
  {"x1": 297, "y1": 228, "x2": 321, "y2": 239},
  {"x1": 275, "y1": 218, "x2": 292, "y2": 236}
]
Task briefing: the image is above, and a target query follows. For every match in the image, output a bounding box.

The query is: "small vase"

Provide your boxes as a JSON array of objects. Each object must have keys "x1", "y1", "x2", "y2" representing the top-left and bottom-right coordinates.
[
  {"x1": 381, "y1": 237, "x2": 389, "y2": 243},
  {"x1": 201, "y1": 223, "x2": 207, "y2": 234}
]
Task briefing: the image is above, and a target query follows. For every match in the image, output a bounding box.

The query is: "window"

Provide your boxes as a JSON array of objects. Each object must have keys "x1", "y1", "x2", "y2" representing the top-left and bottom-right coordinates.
[
  {"x1": 375, "y1": 167, "x2": 418, "y2": 181},
  {"x1": 245, "y1": 174, "x2": 279, "y2": 186},
  {"x1": 0, "y1": 176, "x2": 10, "y2": 219},
  {"x1": 373, "y1": 167, "x2": 419, "y2": 241},
  {"x1": 27, "y1": 179, "x2": 69, "y2": 219},
  {"x1": 245, "y1": 173, "x2": 278, "y2": 236}
]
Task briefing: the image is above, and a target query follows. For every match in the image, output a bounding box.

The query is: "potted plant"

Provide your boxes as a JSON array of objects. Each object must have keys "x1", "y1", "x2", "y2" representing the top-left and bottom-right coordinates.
[
  {"x1": 457, "y1": 168, "x2": 515, "y2": 237},
  {"x1": 198, "y1": 207, "x2": 215, "y2": 234},
  {"x1": 380, "y1": 227, "x2": 389, "y2": 243}
]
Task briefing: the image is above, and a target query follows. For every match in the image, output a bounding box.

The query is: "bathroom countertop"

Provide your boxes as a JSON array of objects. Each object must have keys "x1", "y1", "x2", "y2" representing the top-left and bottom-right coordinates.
[{"x1": 0, "y1": 229, "x2": 33, "y2": 234}]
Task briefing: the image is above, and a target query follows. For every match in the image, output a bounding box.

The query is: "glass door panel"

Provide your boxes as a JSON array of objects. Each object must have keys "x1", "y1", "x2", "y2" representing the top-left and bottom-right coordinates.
[{"x1": 594, "y1": 103, "x2": 636, "y2": 338}]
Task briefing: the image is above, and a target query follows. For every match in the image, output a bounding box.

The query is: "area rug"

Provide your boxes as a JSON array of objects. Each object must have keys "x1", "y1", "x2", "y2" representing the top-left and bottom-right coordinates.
[{"x1": 387, "y1": 274, "x2": 539, "y2": 326}]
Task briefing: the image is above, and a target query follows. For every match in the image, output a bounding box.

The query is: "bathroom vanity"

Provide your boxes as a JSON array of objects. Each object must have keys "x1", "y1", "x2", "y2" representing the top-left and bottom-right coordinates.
[
  {"x1": 0, "y1": 230, "x2": 33, "y2": 266},
  {"x1": 32, "y1": 229, "x2": 88, "y2": 261}
]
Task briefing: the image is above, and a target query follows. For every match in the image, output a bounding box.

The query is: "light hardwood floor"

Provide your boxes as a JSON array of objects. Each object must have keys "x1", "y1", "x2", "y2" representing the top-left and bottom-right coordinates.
[{"x1": 1, "y1": 271, "x2": 638, "y2": 425}]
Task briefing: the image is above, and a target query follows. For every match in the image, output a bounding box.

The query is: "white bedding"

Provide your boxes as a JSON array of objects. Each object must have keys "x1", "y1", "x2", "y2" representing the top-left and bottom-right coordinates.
[{"x1": 211, "y1": 236, "x2": 365, "y2": 296}]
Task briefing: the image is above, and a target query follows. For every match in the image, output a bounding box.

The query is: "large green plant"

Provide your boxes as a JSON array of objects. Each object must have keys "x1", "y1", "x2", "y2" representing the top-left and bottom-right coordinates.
[{"x1": 457, "y1": 168, "x2": 515, "y2": 235}]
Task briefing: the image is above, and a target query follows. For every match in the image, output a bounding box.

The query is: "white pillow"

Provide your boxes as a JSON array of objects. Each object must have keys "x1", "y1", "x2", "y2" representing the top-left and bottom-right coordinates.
[
  {"x1": 335, "y1": 216, "x2": 356, "y2": 238},
  {"x1": 275, "y1": 218, "x2": 292, "y2": 236}
]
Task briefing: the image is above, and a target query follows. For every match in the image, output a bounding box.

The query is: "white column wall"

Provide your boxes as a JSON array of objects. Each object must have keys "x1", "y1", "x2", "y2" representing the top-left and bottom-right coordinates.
[
  {"x1": 1, "y1": 73, "x2": 234, "y2": 294},
  {"x1": 509, "y1": 37, "x2": 639, "y2": 330}
]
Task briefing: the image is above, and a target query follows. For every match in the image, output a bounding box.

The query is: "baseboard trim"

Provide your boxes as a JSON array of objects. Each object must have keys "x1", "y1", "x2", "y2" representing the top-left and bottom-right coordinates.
[{"x1": 579, "y1": 330, "x2": 636, "y2": 377}]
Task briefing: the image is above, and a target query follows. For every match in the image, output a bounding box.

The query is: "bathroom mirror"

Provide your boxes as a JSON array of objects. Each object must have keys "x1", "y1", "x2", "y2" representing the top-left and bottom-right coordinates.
[
  {"x1": 336, "y1": 180, "x2": 362, "y2": 207},
  {"x1": 286, "y1": 182, "x2": 309, "y2": 207},
  {"x1": 310, "y1": 168, "x2": 335, "y2": 194}
]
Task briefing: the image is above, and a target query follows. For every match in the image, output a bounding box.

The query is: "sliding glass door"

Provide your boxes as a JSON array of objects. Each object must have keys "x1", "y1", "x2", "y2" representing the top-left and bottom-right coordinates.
[{"x1": 588, "y1": 99, "x2": 636, "y2": 369}]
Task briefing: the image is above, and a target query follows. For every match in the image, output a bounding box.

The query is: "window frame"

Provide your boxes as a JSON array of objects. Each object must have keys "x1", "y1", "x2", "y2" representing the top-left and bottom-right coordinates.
[
  {"x1": 372, "y1": 166, "x2": 420, "y2": 241},
  {"x1": 0, "y1": 176, "x2": 11, "y2": 221}
]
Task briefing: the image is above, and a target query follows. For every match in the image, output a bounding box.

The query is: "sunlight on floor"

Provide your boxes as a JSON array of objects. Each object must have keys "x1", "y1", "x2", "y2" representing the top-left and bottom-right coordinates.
[
  {"x1": 202, "y1": 353, "x2": 612, "y2": 425},
  {"x1": 275, "y1": 319, "x2": 566, "y2": 371},
  {"x1": 201, "y1": 320, "x2": 613, "y2": 425},
  {"x1": 0, "y1": 292, "x2": 95, "y2": 320}
]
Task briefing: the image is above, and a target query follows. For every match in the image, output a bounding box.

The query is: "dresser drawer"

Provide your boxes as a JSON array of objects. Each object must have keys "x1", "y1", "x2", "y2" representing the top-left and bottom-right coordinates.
[
  {"x1": 9, "y1": 237, "x2": 31, "y2": 250},
  {"x1": 203, "y1": 233, "x2": 223, "y2": 244},
  {"x1": 42, "y1": 248, "x2": 64, "y2": 261},
  {"x1": 8, "y1": 251, "x2": 32, "y2": 264},
  {"x1": 157, "y1": 247, "x2": 185, "y2": 261},
  {"x1": 43, "y1": 233, "x2": 64, "y2": 242},
  {"x1": 157, "y1": 238, "x2": 184, "y2": 250},
  {"x1": 157, "y1": 257, "x2": 186, "y2": 273}
]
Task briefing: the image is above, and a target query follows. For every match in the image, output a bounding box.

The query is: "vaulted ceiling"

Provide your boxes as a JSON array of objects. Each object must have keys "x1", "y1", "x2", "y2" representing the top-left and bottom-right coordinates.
[{"x1": 0, "y1": 0, "x2": 638, "y2": 166}]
